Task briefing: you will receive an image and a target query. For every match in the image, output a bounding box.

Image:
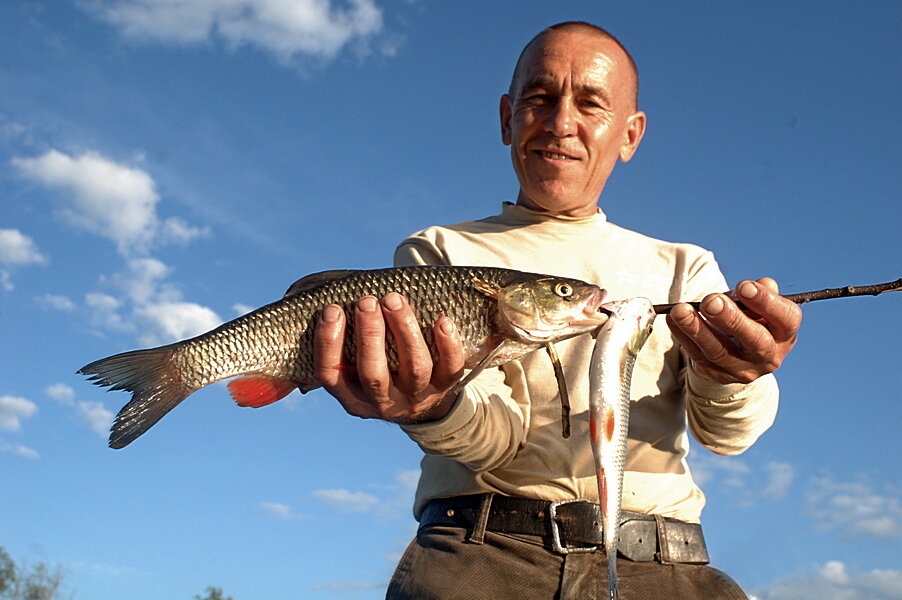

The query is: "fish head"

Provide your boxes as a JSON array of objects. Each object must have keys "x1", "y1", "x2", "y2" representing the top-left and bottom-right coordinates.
[
  {"x1": 597, "y1": 298, "x2": 657, "y2": 356},
  {"x1": 496, "y1": 276, "x2": 609, "y2": 343}
]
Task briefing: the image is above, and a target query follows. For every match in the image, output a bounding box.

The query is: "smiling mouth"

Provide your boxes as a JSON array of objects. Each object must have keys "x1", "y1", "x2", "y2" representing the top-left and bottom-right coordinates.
[{"x1": 536, "y1": 150, "x2": 577, "y2": 161}]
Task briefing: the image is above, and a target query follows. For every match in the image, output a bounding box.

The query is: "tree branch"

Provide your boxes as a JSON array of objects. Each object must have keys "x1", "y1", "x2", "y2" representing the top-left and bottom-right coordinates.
[{"x1": 653, "y1": 278, "x2": 902, "y2": 314}]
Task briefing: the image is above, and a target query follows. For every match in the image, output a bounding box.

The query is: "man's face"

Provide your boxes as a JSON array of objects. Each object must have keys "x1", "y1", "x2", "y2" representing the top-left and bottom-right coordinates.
[{"x1": 500, "y1": 28, "x2": 645, "y2": 217}]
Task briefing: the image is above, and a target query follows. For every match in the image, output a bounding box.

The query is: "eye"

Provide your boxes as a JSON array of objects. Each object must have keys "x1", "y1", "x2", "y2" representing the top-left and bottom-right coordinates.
[{"x1": 554, "y1": 283, "x2": 573, "y2": 298}]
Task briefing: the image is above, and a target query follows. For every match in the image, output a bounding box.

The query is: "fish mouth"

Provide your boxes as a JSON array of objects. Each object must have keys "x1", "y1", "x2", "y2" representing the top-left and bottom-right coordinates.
[{"x1": 569, "y1": 290, "x2": 611, "y2": 328}]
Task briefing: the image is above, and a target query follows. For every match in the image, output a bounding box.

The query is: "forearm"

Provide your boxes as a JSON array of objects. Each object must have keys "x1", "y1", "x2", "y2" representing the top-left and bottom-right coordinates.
[{"x1": 400, "y1": 365, "x2": 529, "y2": 472}]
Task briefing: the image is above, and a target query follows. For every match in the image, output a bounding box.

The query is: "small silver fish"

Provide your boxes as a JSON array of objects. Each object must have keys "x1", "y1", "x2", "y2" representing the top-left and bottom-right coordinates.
[
  {"x1": 80, "y1": 266, "x2": 608, "y2": 449},
  {"x1": 589, "y1": 297, "x2": 656, "y2": 600}
]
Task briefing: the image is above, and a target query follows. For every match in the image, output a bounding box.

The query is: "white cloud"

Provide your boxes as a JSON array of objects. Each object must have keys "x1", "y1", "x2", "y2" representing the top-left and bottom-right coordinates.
[
  {"x1": 86, "y1": 291, "x2": 131, "y2": 333},
  {"x1": 687, "y1": 452, "x2": 795, "y2": 506},
  {"x1": 12, "y1": 150, "x2": 158, "y2": 256},
  {"x1": 0, "y1": 228, "x2": 47, "y2": 266},
  {"x1": 0, "y1": 396, "x2": 38, "y2": 432},
  {"x1": 117, "y1": 257, "x2": 175, "y2": 305},
  {"x1": 77, "y1": 401, "x2": 114, "y2": 436},
  {"x1": 751, "y1": 560, "x2": 902, "y2": 600},
  {"x1": 159, "y1": 216, "x2": 209, "y2": 245},
  {"x1": 806, "y1": 477, "x2": 902, "y2": 540},
  {"x1": 134, "y1": 301, "x2": 222, "y2": 345},
  {"x1": 43, "y1": 383, "x2": 112, "y2": 436},
  {"x1": 312, "y1": 488, "x2": 379, "y2": 513},
  {"x1": 11, "y1": 149, "x2": 207, "y2": 257},
  {"x1": 84, "y1": 257, "x2": 223, "y2": 345},
  {"x1": 82, "y1": 0, "x2": 386, "y2": 64},
  {"x1": 395, "y1": 469, "x2": 419, "y2": 497},
  {"x1": 38, "y1": 293, "x2": 77, "y2": 311},
  {"x1": 0, "y1": 228, "x2": 47, "y2": 291},
  {"x1": 0, "y1": 440, "x2": 40, "y2": 460},
  {"x1": 45, "y1": 383, "x2": 76, "y2": 405},
  {"x1": 259, "y1": 501, "x2": 305, "y2": 521},
  {"x1": 761, "y1": 461, "x2": 796, "y2": 499},
  {"x1": 232, "y1": 303, "x2": 254, "y2": 316}
]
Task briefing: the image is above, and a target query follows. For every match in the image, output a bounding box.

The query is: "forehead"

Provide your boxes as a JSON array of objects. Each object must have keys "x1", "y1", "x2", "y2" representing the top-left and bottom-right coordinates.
[{"x1": 514, "y1": 29, "x2": 631, "y2": 97}]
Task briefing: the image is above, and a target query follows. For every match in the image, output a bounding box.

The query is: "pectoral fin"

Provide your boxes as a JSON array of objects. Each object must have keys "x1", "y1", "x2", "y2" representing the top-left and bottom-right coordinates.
[
  {"x1": 545, "y1": 342, "x2": 571, "y2": 439},
  {"x1": 448, "y1": 338, "x2": 512, "y2": 397}
]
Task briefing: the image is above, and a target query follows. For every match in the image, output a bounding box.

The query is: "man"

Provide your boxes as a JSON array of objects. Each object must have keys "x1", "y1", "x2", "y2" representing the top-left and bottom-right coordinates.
[{"x1": 314, "y1": 22, "x2": 802, "y2": 599}]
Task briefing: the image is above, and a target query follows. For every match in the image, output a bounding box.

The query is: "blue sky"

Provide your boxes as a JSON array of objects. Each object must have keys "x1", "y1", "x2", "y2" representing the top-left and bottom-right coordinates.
[{"x1": 1, "y1": 1, "x2": 900, "y2": 599}]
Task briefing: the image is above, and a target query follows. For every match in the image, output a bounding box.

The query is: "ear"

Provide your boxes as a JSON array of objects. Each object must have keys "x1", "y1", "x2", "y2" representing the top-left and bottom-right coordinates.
[
  {"x1": 618, "y1": 110, "x2": 646, "y2": 163},
  {"x1": 472, "y1": 278, "x2": 501, "y2": 299},
  {"x1": 500, "y1": 94, "x2": 513, "y2": 146}
]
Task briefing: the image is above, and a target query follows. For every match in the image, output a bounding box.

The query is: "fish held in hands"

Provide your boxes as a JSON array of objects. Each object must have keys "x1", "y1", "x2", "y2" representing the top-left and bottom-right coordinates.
[
  {"x1": 79, "y1": 266, "x2": 609, "y2": 449},
  {"x1": 589, "y1": 297, "x2": 656, "y2": 600}
]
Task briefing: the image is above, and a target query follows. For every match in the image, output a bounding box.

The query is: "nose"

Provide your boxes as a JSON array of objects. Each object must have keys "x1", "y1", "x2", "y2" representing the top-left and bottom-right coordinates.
[{"x1": 544, "y1": 97, "x2": 576, "y2": 137}]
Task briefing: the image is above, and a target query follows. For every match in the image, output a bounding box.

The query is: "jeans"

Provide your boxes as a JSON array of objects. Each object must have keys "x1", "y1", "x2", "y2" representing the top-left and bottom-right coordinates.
[{"x1": 387, "y1": 524, "x2": 749, "y2": 600}]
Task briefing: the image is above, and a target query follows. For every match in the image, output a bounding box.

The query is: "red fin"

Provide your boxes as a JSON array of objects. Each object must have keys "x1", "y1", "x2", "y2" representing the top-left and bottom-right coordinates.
[
  {"x1": 228, "y1": 376, "x2": 296, "y2": 408},
  {"x1": 604, "y1": 409, "x2": 616, "y2": 442}
]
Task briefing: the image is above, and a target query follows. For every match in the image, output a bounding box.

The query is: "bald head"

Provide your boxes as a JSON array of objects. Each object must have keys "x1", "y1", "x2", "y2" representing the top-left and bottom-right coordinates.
[{"x1": 509, "y1": 21, "x2": 640, "y2": 109}]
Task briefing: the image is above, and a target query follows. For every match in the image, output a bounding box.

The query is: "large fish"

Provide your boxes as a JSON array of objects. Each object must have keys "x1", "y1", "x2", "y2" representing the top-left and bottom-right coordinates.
[
  {"x1": 80, "y1": 266, "x2": 609, "y2": 449},
  {"x1": 588, "y1": 297, "x2": 656, "y2": 600}
]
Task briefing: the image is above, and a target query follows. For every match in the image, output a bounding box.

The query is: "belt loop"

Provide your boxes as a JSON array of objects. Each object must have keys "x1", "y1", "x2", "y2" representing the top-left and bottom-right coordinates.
[
  {"x1": 465, "y1": 493, "x2": 494, "y2": 545},
  {"x1": 654, "y1": 514, "x2": 673, "y2": 564}
]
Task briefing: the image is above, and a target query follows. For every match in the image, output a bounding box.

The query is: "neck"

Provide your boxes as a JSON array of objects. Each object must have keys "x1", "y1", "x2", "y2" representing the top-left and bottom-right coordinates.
[{"x1": 515, "y1": 192, "x2": 600, "y2": 218}]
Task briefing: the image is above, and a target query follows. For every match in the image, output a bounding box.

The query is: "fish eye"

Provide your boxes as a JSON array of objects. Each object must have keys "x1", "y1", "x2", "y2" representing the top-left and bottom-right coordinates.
[{"x1": 554, "y1": 283, "x2": 573, "y2": 298}]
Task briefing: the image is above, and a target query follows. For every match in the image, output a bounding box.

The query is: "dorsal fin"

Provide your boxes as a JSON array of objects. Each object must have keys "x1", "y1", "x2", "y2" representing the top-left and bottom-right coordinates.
[
  {"x1": 284, "y1": 270, "x2": 357, "y2": 297},
  {"x1": 472, "y1": 278, "x2": 502, "y2": 299}
]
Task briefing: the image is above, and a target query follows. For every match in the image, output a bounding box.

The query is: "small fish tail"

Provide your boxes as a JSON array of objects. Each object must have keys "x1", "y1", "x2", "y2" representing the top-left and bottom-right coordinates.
[
  {"x1": 607, "y1": 553, "x2": 619, "y2": 600},
  {"x1": 78, "y1": 345, "x2": 196, "y2": 448}
]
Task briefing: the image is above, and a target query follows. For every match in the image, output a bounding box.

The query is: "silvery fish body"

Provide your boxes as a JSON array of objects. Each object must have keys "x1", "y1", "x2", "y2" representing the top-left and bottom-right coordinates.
[
  {"x1": 80, "y1": 266, "x2": 607, "y2": 449},
  {"x1": 589, "y1": 297, "x2": 656, "y2": 600}
]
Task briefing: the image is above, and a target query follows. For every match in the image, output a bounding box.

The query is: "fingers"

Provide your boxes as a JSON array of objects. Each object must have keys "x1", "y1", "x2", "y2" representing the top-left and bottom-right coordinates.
[
  {"x1": 667, "y1": 277, "x2": 803, "y2": 384},
  {"x1": 430, "y1": 316, "x2": 466, "y2": 389},
  {"x1": 312, "y1": 293, "x2": 465, "y2": 423},
  {"x1": 732, "y1": 279, "x2": 803, "y2": 343},
  {"x1": 313, "y1": 304, "x2": 348, "y2": 389},
  {"x1": 380, "y1": 293, "x2": 434, "y2": 394},
  {"x1": 667, "y1": 302, "x2": 746, "y2": 383},
  {"x1": 313, "y1": 304, "x2": 379, "y2": 418},
  {"x1": 353, "y1": 295, "x2": 393, "y2": 404}
]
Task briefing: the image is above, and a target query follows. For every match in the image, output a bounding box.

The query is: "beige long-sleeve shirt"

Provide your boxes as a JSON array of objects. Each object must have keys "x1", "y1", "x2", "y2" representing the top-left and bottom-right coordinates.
[{"x1": 395, "y1": 203, "x2": 778, "y2": 523}]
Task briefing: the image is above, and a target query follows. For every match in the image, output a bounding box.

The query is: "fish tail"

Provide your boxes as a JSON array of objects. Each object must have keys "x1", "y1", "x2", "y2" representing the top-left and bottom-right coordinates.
[
  {"x1": 607, "y1": 552, "x2": 619, "y2": 600},
  {"x1": 78, "y1": 345, "x2": 196, "y2": 449}
]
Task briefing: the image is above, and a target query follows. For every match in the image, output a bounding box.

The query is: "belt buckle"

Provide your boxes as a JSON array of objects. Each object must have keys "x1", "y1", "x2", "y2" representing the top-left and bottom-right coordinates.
[{"x1": 549, "y1": 498, "x2": 599, "y2": 554}]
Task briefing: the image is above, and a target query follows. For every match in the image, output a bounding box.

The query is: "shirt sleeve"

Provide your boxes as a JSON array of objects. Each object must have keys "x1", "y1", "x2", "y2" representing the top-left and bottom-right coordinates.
[
  {"x1": 679, "y1": 250, "x2": 780, "y2": 455},
  {"x1": 393, "y1": 234, "x2": 531, "y2": 472}
]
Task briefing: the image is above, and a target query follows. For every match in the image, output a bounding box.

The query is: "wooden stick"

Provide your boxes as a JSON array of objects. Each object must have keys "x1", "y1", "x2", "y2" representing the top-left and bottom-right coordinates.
[{"x1": 652, "y1": 278, "x2": 902, "y2": 315}]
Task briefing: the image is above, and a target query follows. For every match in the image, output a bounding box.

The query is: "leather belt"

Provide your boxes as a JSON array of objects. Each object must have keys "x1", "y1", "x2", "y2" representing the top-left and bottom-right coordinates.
[{"x1": 418, "y1": 494, "x2": 709, "y2": 564}]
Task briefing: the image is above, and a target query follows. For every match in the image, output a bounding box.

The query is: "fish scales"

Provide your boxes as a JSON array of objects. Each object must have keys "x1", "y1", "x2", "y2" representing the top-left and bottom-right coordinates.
[{"x1": 80, "y1": 266, "x2": 608, "y2": 448}]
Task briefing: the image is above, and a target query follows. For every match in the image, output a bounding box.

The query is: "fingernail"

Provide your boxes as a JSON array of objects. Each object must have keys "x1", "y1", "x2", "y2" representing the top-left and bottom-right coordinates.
[
  {"x1": 704, "y1": 296, "x2": 724, "y2": 316},
  {"x1": 672, "y1": 304, "x2": 694, "y2": 324},
  {"x1": 358, "y1": 296, "x2": 377, "y2": 312},
  {"x1": 382, "y1": 292, "x2": 403, "y2": 311},
  {"x1": 321, "y1": 305, "x2": 341, "y2": 323},
  {"x1": 439, "y1": 317, "x2": 455, "y2": 335},
  {"x1": 740, "y1": 281, "x2": 758, "y2": 299}
]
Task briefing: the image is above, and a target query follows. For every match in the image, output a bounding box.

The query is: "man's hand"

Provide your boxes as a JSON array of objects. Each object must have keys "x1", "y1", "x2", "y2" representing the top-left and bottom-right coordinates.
[
  {"x1": 313, "y1": 292, "x2": 466, "y2": 423},
  {"x1": 666, "y1": 278, "x2": 803, "y2": 385}
]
